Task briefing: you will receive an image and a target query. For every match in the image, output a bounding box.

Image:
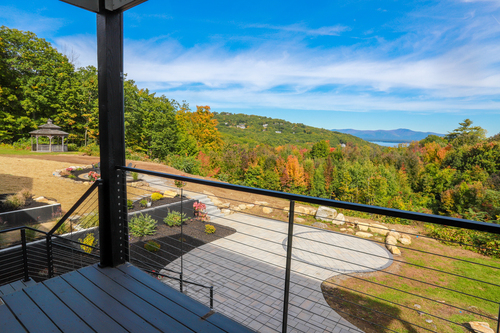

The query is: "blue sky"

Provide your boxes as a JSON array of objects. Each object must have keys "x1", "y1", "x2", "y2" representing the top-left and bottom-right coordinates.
[{"x1": 2, "y1": 0, "x2": 500, "y2": 136}]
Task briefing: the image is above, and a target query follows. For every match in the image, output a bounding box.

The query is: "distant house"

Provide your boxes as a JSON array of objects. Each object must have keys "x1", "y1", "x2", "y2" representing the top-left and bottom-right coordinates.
[
  {"x1": 275, "y1": 131, "x2": 281, "y2": 134},
  {"x1": 263, "y1": 124, "x2": 268, "y2": 128},
  {"x1": 237, "y1": 124, "x2": 246, "y2": 129},
  {"x1": 341, "y1": 143, "x2": 346, "y2": 148}
]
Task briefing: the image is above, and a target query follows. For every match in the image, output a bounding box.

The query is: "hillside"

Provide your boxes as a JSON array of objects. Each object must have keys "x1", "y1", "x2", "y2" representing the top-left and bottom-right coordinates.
[
  {"x1": 332, "y1": 128, "x2": 444, "y2": 142},
  {"x1": 214, "y1": 113, "x2": 371, "y2": 147}
]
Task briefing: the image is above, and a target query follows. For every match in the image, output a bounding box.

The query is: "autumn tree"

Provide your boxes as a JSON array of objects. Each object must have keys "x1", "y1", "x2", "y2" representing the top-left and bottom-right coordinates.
[
  {"x1": 176, "y1": 105, "x2": 223, "y2": 153},
  {"x1": 445, "y1": 119, "x2": 486, "y2": 147}
]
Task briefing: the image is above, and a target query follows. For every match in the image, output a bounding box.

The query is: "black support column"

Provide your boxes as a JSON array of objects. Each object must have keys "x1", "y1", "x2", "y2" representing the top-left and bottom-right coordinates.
[{"x1": 97, "y1": 8, "x2": 128, "y2": 267}]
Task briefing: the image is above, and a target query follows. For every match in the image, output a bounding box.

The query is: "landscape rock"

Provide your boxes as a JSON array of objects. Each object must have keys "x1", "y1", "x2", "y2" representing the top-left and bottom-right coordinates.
[
  {"x1": 386, "y1": 245, "x2": 401, "y2": 255},
  {"x1": 295, "y1": 206, "x2": 311, "y2": 215},
  {"x1": 386, "y1": 235, "x2": 398, "y2": 246},
  {"x1": 295, "y1": 217, "x2": 305, "y2": 223},
  {"x1": 232, "y1": 207, "x2": 241, "y2": 211},
  {"x1": 315, "y1": 206, "x2": 337, "y2": 222},
  {"x1": 34, "y1": 196, "x2": 46, "y2": 202},
  {"x1": 340, "y1": 228, "x2": 347, "y2": 231},
  {"x1": 399, "y1": 234, "x2": 412, "y2": 246},
  {"x1": 246, "y1": 204, "x2": 254, "y2": 209},
  {"x1": 369, "y1": 223, "x2": 389, "y2": 236},
  {"x1": 221, "y1": 209, "x2": 231, "y2": 215},
  {"x1": 255, "y1": 201, "x2": 269, "y2": 206},
  {"x1": 358, "y1": 223, "x2": 369, "y2": 231},
  {"x1": 283, "y1": 206, "x2": 289, "y2": 212},
  {"x1": 469, "y1": 322, "x2": 494, "y2": 333},
  {"x1": 312, "y1": 222, "x2": 327, "y2": 229},
  {"x1": 238, "y1": 204, "x2": 247, "y2": 210},
  {"x1": 219, "y1": 202, "x2": 230, "y2": 208},
  {"x1": 356, "y1": 232, "x2": 373, "y2": 238},
  {"x1": 262, "y1": 207, "x2": 273, "y2": 214},
  {"x1": 331, "y1": 213, "x2": 345, "y2": 226},
  {"x1": 211, "y1": 198, "x2": 223, "y2": 207},
  {"x1": 163, "y1": 190, "x2": 177, "y2": 198},
  {"x1": 388, "y1": 231, "x2": 401, "y2": 239},
  {"x1": 347, "y1": 228, "x2": 354, "y2": 233},
  {"x1": 414, "y1": 304, "x2": 421, "y2": 309}
]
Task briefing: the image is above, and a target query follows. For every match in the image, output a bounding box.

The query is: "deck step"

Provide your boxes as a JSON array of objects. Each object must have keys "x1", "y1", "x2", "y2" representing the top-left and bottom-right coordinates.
[{"x1": 0, "y1": 278, "x2": 36, "y2": 298}]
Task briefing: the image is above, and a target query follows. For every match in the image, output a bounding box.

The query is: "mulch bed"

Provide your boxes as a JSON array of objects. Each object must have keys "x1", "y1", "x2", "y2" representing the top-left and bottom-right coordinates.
[
  {"x1": 129, "y1": 218, "x2": 236, "y2": 273},
  {"x1": 128, "y1": 196, "x2": 186, "y2": 213}
]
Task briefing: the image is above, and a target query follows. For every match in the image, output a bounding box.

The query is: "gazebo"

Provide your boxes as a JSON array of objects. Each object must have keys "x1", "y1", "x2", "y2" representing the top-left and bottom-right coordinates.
[{"x1": 29, "y1": 119, "x2": 69, "y2": 152}]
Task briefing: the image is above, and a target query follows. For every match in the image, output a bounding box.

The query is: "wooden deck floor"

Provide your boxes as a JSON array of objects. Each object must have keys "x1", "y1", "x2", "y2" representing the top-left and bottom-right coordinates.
[{"x1": 0, "y1": 263, "x2": 255, "y2": 332}]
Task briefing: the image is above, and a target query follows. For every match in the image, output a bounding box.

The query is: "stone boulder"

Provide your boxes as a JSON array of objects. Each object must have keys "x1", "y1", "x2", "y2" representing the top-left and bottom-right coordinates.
[
  {"x1": 469, "y1": 322, "x2": 494, "y2": 333},
  {"x1": 369, "y1": 223, "x2": 389, "y2": 236},
  {"x1": 212, "y1": 198, "x2": 224, "y2": 207},
  {"x1": 246, "y1": 204, "x2": 255, "y2": 209},
  {"x1": 356, "y1": 232, "x2": 373, "y2": 238},
  {"x1": 388, "y1": 231, "x2": 401, "y2": 240},
  {"x1": 399, "y1": 235, "x2": 412, "y2": 246},
  {"x1": 312, "y1": 222, "x2": 327, "y2": 229},
  {"x1": 387, "y1": 245, "x2": 401, "y2": 255},
  {"x1": 315, "y1": 206, "x2": 337, "y2": 222},
  {"x1": 238, "y1": 204, "x2": 247, "y2": 210},
  {"x1": 263, "y1": 207, "x2": 273, "y2": 214},
  {"x1": 358, "y1": 223, "x2": 369, "y2": 231},
  {"x1": 295, "y1": 206, "x2": 310, "y2": 215},
  {"x1": 219, "y1": 202, "x2": 230, "y2": 209},
  {"x1": 255, "y1": 201, "x2": 269, "y2": 206},
  {"x1": 386, "y1": 235, "x2": 398, "y2": 246},
  {"x1": 295, "y1": 217, "x2": 305, "y2": 223},
  {"x1": 221, "y1": 209, "x2": 231, "y2": 215}
]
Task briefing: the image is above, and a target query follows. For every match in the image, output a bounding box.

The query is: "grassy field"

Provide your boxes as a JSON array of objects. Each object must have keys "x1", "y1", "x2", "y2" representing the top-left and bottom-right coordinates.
[{"x1": 0, "y1": 147, "x2": 80, "y2": 155}]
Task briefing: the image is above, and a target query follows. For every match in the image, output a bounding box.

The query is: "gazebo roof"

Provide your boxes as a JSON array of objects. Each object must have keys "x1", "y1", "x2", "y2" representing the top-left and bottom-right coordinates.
[{"x1": 29, "y1": 119, "x2": 69, "y2": 136}]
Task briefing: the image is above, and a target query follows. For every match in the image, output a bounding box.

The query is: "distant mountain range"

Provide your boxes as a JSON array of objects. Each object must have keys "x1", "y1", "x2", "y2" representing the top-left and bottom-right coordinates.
[{"x1": 331, "y1": 128, "x2": 444, "y2": 143}]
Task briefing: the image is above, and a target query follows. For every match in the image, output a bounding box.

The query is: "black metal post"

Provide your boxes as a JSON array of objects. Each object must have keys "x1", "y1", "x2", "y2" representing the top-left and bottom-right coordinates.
[
  {"x1": 180, "y1": 188, "x2": 184, "y2": 292},
  {"x1": 282, "y1": 200, "x2": 295, "y2": 333},
  {"x1": 20, "y1": 229, "x2": 29, "y2": 282},
  {"x1": 97, "y1": 7, "x2": 128, "y2": 267},
  {"x1": 180, "y1": 272, "x2": 183, "y2": 293},
  {"x1": 46, "y1": 235, "x2": 53, "y2": 278},
  {"x1": 210, "y1": 286, "x2": 214, "y2": 309}
]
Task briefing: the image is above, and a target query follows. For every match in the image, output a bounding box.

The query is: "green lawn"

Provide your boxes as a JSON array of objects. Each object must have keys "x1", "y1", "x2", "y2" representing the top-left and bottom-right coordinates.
[{"x1": 0, "y1": 148, "x2": 80, "y2": 155}]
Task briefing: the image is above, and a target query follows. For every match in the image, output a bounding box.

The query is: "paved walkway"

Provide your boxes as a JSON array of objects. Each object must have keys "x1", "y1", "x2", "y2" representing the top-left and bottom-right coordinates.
[
  {"x1": 138, "y1": 176, "x2": 392, "y2": 332},
  {"x1": 160, "y1": 207, "x2": 392, "y2": 332}
]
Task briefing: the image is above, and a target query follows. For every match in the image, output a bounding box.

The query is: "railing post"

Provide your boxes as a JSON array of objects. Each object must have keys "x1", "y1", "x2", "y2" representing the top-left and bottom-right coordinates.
[
  {"x1": 282, "y1": 200, "x2": 295, "y2": 333},
  {"x1": 46, "y1": 235, "x2": 53, "y2": 278},
  {"x1": 180, "y1": 188, "x2": 184, "y2": 293},
  {"x1": 20, "y1": 229, "x2": 29, "y2": 282},
  {"x1": 180, "y1": 272, "x2": 183, "y2": 293},
  {"x1": 210, "y1": 286, "x2": 214, "y2": 309}
]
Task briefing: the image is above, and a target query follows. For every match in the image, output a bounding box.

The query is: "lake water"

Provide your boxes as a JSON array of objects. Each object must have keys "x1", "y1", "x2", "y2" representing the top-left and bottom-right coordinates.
[{"x1": 369, "y1": 141, "x2": 408, "y2": 147}]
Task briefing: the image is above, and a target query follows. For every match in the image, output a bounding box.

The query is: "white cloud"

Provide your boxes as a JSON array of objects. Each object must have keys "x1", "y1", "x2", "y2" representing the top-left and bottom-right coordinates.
[
  {"x1": 246, "y1": 23, "x2": 351, "y2": 36},
  {"x1": 0, "y1": 6, "x2": 65, "y2": 35}
]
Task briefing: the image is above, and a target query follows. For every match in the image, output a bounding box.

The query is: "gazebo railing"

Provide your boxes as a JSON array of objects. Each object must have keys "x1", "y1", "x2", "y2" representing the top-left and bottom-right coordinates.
[{"x1": 31, "y1": 144, "x2": 68, "y2": 152}]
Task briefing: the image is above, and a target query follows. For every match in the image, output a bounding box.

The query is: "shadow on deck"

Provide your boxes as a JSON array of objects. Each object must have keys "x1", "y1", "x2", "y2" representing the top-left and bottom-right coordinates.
[{"x1": 0, "y1": 263, "x2": 254, "y2": 333}]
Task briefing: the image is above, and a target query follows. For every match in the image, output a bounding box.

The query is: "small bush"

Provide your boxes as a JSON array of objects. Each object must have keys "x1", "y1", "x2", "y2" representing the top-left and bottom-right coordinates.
[
  {"x1": 144, "y1": 240, "x2": 161, "y2": 252},
  {"x1": 205, "y1": 224, "x2": 216, "y2": 234},
  {"x1": 163, "y1": 211, "x2": 186, "y2": 227},
  {"x1": 67, "y1": 143, "x2": 78, "y2": 151},
  {"x1": 5, "y1": 193, "x2": 25, "y2": 209},
  {"x1": 129, "y1": 213, "x2": 157, "y2": 237},
  {"x1": 127, "y1": 199, "x2": 133, "y2": 210},
  {"x1": 79, "y1": 212, "x2": 99, "y2": 229},
  {"x1": 68, "y1": 174, "x2": 76, "y2": 179},
  {"x1": 131, "y1": 172, "x2": 139, "y2": 181},
  {"x1": 78, "y1": 233, "x2": 97, "y2": 254},
  {"x1": 151, "y1": 192, "x2": 163, "y2": 201},
  {"x1": 79, "y1": 142, "x2": 100, "y2": 156},
  {"x1": 140, "y1": 199, "x2": 148, "y2": 208},
  {"x1": 56, "y1": 221, "x2": 72, "y2": 235},
  {"x1": 25, "y1": 225, "x2": 41, "y2": 242},
  {"x1": 19, "y1": 188, "x2": 32, "y2": 201}
]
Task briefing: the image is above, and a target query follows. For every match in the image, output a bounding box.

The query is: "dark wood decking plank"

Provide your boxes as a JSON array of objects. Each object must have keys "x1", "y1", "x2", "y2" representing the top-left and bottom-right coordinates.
[
  {"x1": 44, "y1": 277, "x2": 127, "y2": 333},
  {"x1": 0, "y1": 283, "x2": 15, "y2": 295},
  {"x1": 117, "y1": 263, "x2": 254, "y2": 333},
  {"x1": 22, "y1": 278, "x2": 37, "y2": 288},
  {"x1": 117, "y1": 263, "x2": 209, "y2": 316},
  {"x1": 0, "y1": 304, "x2": 27, "y2": 333},
  {"x1": 9, "y1": 280, "x2": 26, "y2": 292},
  {"x1": 80, "y1": 266, "x2": 194, "y2": 333},
  {"x1": 60, "y1": 270, "x2": 161, "y2": 333},
  {"x1": 95, "y1": 265, "x2": 226, "y2": 333},
  {"x1": 24, "y1": 283, "x2": 94, "y2": 333},
  {"x1": 2, "y1": 290, "x2": 61, "y2": 332}
]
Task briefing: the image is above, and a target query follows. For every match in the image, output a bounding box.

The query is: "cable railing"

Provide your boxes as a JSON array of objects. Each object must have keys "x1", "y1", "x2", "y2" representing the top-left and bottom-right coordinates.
[
  {"x1": 120, "y1": 166, "x2": 500, "y2": 333},
  {"x1": 0, "y1": 181, "x2": 101, "y2": 286}
]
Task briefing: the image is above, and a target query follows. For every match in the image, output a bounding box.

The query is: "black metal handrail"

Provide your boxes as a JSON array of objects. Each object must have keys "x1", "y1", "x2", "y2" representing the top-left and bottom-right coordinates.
[{"x1": 119, "y1": 166, "x2": 500, "y2": 234}]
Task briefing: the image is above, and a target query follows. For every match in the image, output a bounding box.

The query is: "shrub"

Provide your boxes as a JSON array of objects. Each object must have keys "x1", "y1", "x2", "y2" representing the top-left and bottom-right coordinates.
[
  {"x1": 25, "y1": 225, "x2": 40, "y2": 242},
  {"x1": 19, "y1": 188, "x2": 32, "y2": 201},
  {"x1": 56, "y1": 221, "x2": 72, "y2": 235},
  {"x1": 78, "y1": 233, "x2": 97, "y2": 254},
  {"x1": 205, "y1": 224, "x2": 216, "y2": 234},
  {"x1": 68, "y1": 174, "x2": 76, "y2": 179},
  {"x1": 129, "y1": 213, "x2": 157, "y2": 237},
  {"x1": 79, "y1": 211, "x2": 99, "y2": 229},
  {"x1": 144, "y1": 240, "x2": 161, "y2": 252},
  {"x1": 151, "y1": 192, "x2": 163, "y2": 201},
  {"x1": 67, "y1": 143, "x2": 78, "y2": 151},
  {"x1": 163, "y1": 211, "x2": 186, "y2": 227},
  {"x1": 131, "y1": 171, "x2": 139, "y2": 181},
  {"x1": 168, "y1": 155, "x2": 201, "y2": 175},
  {"x1": 127, "y1": 199, "x2": 133, "y2": 210},
  {"x1": 87, "y1": 171, "x2": 100, "y2": 182},
  {"x1": 79, "y1": 142, "x2": 100, "y2": 156},
  {"x1": 5, "y1": 193, "x2": 25, "y2": 209},
  {"x1": 140, "y1": 199, "x2": 148, "y2": 208},
  {"x1": 193, "y1": 202, "x2": 209, "y2": 222}
]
